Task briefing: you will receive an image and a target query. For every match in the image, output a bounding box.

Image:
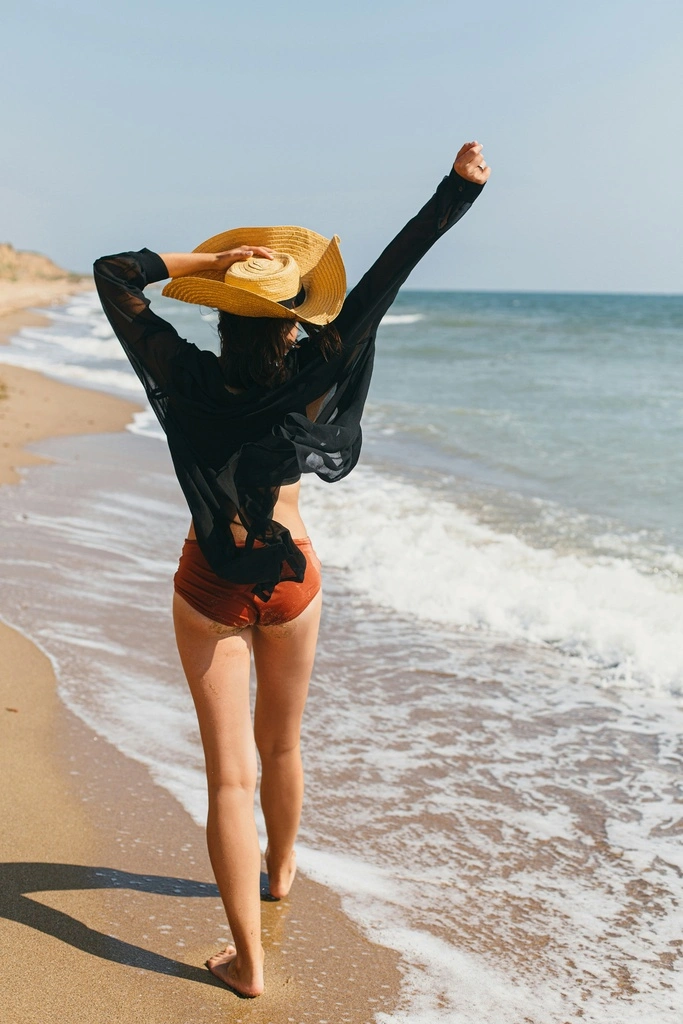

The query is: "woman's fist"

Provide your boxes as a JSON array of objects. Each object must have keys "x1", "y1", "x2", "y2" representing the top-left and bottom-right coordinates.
[{"x1": 453, "y1": 141, "x2": 490, "y2": 184}]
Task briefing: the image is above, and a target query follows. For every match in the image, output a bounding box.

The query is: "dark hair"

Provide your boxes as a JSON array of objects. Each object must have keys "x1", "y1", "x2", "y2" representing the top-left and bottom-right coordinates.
[{"x1": 216, "y1": 311, "x2": 342, "y2": 390}]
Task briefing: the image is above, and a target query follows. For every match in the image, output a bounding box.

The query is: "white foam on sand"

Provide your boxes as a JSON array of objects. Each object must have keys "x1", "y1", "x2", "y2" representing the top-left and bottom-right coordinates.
[
  {"x1": 0, "y1": 349, "x2": 144, "y2": 394},
  {"x1": 126, "y1": 408, "x2": 166, "y2": 441},
  {"x1": 0, "y1": 289, "x2": 144, "y2": 399},
  {"x1": 297, "y1": 843, "x2": 681, "y2": 1024}
]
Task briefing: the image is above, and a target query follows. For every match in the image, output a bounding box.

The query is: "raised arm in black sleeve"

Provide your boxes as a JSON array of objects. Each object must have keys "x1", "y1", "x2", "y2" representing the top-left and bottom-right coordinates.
[
  {"x1": 93, "y1": 248, "x2": 190, "y2": 397},
  {"x1": 335, "y1": 169, "x2": 485, "y2": 349}
]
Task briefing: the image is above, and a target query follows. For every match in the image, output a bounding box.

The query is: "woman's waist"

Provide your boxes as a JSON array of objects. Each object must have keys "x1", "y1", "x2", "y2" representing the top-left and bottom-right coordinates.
[
  {"x1": 183, "y1": 535, "x2": 313, "y2": 549},
  {"x1": 186, "y1": 482, "x2": 305, "y2": 543},
  {"x1": 187, "y1": 514, "x2": 308, "y2": 543}
]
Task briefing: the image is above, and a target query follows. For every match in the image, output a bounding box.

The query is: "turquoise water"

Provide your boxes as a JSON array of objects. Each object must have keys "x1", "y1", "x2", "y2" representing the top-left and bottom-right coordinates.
[
  {"x1": 372, "y1": 291, "x2": 683, "y2": 546},
  {"x1": 10, "y1": 285, "x2": 680, "y2": 546},
  {"x1": 140, "y1": 287, "x2": 683, "y2": 548}
]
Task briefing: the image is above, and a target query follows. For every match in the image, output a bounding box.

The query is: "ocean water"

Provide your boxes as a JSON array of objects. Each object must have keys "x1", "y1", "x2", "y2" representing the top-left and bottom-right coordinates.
[{"x1": 0, "y1": 289, "x2": 682, "y2": 1022}]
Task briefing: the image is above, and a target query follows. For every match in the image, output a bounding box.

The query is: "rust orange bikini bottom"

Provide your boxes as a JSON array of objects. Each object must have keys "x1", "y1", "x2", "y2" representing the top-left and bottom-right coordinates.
[{"x1": 173, "y1": 537, "x2": 322, "y2": 629}]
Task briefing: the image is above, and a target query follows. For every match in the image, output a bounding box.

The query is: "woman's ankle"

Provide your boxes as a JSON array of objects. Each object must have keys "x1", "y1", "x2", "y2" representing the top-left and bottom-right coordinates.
[
  {"x1": 265, "y1": 843, "x2": 293, "y2": 866},
  {"x1": 264, "y1": 846, "x2": 297, "y2": 899},
  {"x1": 236, "y1": 943, "x2": 265, "y2": 969}
]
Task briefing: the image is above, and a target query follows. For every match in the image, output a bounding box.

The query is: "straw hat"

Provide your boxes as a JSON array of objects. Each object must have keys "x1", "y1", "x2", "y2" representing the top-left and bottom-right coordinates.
[{"x1": 162, "y1": 225, "x2": 346, "y2": 325}]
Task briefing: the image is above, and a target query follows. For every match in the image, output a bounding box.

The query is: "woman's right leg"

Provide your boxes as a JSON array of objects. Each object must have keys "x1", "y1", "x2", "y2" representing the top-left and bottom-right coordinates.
[
  {"x1": 172, "y1": 592, "x2": 264, "y2": 997},
  {"x1": 253, "y1": 589, "x2": 323, "y2": 899}
]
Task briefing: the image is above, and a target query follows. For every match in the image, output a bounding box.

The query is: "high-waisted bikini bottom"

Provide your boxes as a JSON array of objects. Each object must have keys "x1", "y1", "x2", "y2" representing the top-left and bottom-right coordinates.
[{"x1": 173, "y1": 537, "x2": 322, "y2": 628}]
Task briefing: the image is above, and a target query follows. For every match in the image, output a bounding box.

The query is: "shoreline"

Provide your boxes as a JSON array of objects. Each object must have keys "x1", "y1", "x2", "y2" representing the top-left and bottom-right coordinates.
[
  {"x1": 0, "y1": 301, "x2": 142, "y2": 485},
  {"x1": 0, "y1": 276, "x2": 92, "y2": 319},
  {"x1": 0, "y1": 297, "x2": 402, "y2": 1021}
]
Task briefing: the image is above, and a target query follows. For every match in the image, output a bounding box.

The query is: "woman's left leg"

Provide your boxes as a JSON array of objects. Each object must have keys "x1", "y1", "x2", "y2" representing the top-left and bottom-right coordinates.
[{"x1": 172, "y1": 593, "x2": 264, "y2": 997}]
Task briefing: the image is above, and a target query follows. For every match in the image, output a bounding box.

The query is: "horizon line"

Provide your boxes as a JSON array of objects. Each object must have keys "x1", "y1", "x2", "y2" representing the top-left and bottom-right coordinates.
[{"x1": 398, "y1": 287, "x2": 683, "y2": 298}]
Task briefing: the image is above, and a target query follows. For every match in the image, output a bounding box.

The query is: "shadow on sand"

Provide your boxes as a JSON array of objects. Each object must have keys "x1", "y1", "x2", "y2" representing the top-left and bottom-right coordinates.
[{"x1": 0, "y1": 861, "x2": 222, "y2": 984}]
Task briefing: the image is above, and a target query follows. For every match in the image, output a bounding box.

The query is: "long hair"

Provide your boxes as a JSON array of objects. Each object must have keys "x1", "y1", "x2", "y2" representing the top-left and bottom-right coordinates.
[{"x1": 216, "y1": 311, "x2": 342, "y2": 390}]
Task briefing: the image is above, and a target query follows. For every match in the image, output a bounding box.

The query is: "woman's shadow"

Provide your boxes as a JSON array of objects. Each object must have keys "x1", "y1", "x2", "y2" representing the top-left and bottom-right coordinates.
[{"x1": 0, "y1": 861, "x2": 223, "y2": 984}]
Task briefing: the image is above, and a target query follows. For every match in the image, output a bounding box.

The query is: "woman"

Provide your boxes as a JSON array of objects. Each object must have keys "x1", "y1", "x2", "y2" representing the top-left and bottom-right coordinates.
[{"x1": 94, "y1": 140, "x2": 490, "y2": 998}]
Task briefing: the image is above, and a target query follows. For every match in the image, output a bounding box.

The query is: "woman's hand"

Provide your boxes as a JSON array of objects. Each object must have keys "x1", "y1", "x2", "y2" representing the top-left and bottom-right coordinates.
[
  {"x1": 160, "y1": 246, "x2": 275, "y2": 279},
  {"x1": 453, "y1": 141, "x2": 491, "y2": 184},
  {"x1": 211, "y1": 246, "x2": 275, "y2": 272}
]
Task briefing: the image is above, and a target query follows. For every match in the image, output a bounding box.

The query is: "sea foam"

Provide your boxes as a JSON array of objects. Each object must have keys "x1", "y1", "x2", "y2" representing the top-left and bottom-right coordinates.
[
  {"x1": 380, "y1": 312, "x2": 424, "y2": 324},
  {"x1": 303, "y1": 465, "x2": 683, "y2": 699}
]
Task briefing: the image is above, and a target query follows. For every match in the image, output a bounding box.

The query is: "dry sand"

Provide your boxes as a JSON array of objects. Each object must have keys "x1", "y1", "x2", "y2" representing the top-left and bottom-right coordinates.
[
  {"x1": 0, "y1": 300, "x2": 402, "y2": 1022},
  {"x1": 0, "y1": 278, "x2": 91, "y2": 318}
]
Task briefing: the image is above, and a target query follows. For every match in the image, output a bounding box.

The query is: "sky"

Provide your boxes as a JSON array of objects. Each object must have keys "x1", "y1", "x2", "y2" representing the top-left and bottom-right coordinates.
[{"x1": 1, "y1": 0, "x2": 682, "y2": 292}]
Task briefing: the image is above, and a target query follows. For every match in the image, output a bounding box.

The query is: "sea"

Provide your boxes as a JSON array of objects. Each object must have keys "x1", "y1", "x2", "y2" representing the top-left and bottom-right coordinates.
[{"x1": 0, "y1": 287, "x2": 681, "y2": 1023}]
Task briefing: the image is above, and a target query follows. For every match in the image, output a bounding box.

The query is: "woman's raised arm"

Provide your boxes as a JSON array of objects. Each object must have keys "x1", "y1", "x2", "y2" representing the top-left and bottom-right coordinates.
[{"x1": 334, "y1": 141, "x2": 490, "y2": 349}]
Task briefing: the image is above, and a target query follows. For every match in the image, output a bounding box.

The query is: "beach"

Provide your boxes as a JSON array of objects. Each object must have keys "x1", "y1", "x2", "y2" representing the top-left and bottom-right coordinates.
[
  {"x1": 0, "y1": 297, "x2": 401, "y2": 1023},
  {"x1": 4, "y1": 0, "x2": 683, "y2": 1016},
  {"x1": 0, "y1": 285, "x2": 681, "y2": 1023}
]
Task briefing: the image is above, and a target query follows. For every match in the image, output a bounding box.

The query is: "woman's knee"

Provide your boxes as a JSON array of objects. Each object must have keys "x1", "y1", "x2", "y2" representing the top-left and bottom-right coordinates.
[
  {"x1": 255, "y1": 732, "x2": 301, "y2": 761},
  {"x1": 207, "y1": 771, "x2": 258, "y2": 802},
  {"x1": 205, "y1": 748, "x2": 258, "y2": 795}
]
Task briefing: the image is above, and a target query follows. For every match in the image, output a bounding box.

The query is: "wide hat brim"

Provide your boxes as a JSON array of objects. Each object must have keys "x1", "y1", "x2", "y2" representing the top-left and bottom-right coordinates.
[{"x1": 161, "y1": 226, "x2": 346, "y2": 325}]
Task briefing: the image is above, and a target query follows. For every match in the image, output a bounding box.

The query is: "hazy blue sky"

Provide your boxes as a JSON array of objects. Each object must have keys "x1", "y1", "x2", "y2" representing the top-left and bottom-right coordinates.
[{"x1": 2, "y1": 0, "x2": 681, "y2": 291}]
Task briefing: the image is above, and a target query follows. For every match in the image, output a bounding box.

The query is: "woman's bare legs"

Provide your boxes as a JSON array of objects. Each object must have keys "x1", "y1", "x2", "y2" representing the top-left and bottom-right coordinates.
[
  {"x1": 172, "y1": 587, "x2": 322, "y2": 994},
  {"x1": 172, "y1": 594, "x2": 263, "y2": 997},
  {"x1": 253, "y1": 589, "x2": 322, "y2": 898}
]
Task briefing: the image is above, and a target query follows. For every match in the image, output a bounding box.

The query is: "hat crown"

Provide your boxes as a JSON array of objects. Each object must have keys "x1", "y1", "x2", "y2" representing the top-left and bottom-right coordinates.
[{"x1": 225, "y1": 252, "x2": 301, "y2": 302}]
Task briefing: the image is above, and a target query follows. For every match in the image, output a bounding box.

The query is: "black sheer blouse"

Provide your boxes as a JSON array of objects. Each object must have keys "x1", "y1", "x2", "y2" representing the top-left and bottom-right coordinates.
[{"x1": 94, "y1": 169, "x2": 484, "y2": 598}]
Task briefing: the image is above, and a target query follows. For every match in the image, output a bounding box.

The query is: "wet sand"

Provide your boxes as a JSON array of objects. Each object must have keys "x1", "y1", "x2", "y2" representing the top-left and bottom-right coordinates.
[
  {"x1": 0, "y1": 306, "x2": 142, "y2": 485},
  {"x1": 0, "y1": 300, "x2": 401, "y2": 1022}
]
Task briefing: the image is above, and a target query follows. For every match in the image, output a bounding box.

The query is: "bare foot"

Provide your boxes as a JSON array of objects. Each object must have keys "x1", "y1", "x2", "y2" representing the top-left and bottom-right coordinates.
[
  {"x1": 206, "y1": 945, "x2": 264, "y2": 998},
  {"x1": 265, "y1": 846, "x2": 297, "y2": 900}
]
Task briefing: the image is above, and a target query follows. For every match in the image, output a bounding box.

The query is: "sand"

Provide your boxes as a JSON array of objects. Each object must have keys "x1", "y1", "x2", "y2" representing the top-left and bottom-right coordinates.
[
  {"x1": 0, "y1": 307, "x2": 142, "y2": 485},
  {"x1": 0, "y1": 299, "x2": 402, "y2": 1022},
  {"x1": 0, "y1": 278, "x2": 91, "y2": 318}
]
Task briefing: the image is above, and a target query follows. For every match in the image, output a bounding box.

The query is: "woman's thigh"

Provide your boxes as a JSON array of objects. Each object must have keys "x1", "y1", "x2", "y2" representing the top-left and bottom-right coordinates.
[
  {"x1": 173, "y1": 592, "x2": 256, "y2": 787},
  {"x1": 252, "y1": 589, "x2": 323, "y2": 755}
]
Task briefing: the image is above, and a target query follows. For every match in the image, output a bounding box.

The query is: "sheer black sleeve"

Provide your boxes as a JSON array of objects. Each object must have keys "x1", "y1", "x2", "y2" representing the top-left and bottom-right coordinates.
[
  {"x1": 93, "y1": 248, "x2": 190, "y2": 395},
  {"x1": 335, "y1": 169, "x2": 485, "y2": 349}
]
